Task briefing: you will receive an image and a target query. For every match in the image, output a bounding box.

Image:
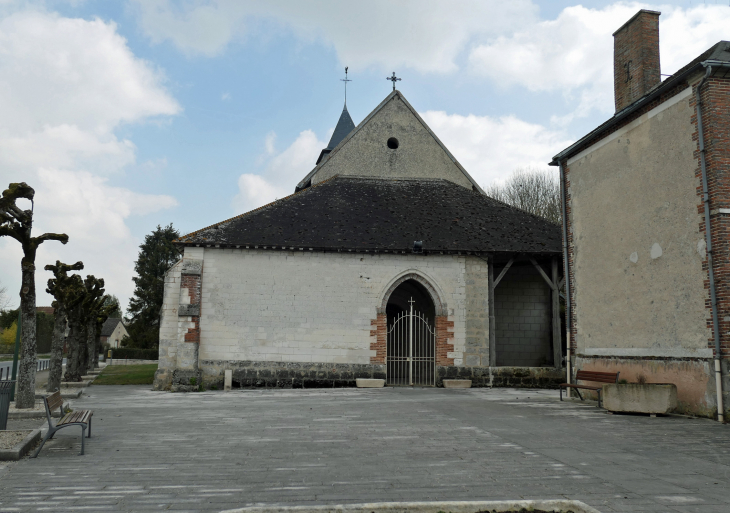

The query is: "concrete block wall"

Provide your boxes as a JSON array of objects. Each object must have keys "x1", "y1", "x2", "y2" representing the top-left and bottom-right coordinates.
[
  {"x1": 195, "y1": 248, "x2": 473, "y2": 368},
  {"x1": 494, "y1": 265, "x2": 551, "y2": 367}
]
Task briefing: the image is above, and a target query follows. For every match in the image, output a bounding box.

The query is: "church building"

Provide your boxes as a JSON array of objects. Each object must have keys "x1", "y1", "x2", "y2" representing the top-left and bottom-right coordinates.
[{"x1": 153, "y1": 89, "x2": 564, "y2": 392}]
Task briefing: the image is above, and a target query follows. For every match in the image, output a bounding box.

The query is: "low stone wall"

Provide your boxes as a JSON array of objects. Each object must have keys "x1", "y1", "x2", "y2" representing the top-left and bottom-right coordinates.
[
  {"x1": 437, "y1": 365, "x2": 565, "y2": 388},
  {"x1": 200, "y1": 360, "x2": 386, "y2": 389},
  {"x1": 109, "y1": 359, "x2": 159, "y2": 365},
  {"x1": 197, "y1": 360, "x2": 564, "y2": 390}
]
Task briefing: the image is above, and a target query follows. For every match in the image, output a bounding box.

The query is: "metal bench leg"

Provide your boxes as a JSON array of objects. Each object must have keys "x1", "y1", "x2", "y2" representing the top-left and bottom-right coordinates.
[
  {"x1": 80, "y1": 425, "x2": 86, "y2": 456},
  {"x1": 597, "y1": 390, "x2": 602, "y2": 408},
  {"x1": 560, "y1": 388, "x2": 563, "y2": 401},
  {"x1": 32, "y1": 428, "x2": 54, "y2": 458},
  {"x1": 575, "y1": 388, "x2": 584, "y2": 401}
]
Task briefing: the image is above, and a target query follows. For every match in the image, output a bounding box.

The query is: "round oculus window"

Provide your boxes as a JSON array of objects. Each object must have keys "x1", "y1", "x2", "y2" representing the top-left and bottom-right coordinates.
[{"x1": 387, "y1": 137, "x2": 399, "y2": 149}]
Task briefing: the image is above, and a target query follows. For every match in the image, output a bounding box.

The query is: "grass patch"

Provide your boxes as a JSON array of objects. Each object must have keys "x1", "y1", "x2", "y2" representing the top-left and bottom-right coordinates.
[{"x1": 94, "y1": 364, "x2": 158, "y2": 385}]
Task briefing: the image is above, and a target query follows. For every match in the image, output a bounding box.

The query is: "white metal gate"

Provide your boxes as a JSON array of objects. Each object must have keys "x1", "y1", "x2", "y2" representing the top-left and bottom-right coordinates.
[{"x1": 386, "y1": 298, "x2": 435, "y2": 386}]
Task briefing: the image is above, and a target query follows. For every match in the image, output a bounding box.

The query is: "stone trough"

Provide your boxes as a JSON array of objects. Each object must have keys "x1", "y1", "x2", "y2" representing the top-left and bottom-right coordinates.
[{"x1": 222, "y1": 500, "x2": 602, "y2": 513}]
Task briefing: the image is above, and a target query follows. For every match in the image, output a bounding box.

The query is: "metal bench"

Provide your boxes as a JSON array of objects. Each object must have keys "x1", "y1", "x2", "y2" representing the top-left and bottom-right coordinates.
[
  {"x1": 559, "y1": 370, "x2": 620, "y2": 408},
  {"x1": 33, "y1": 390, "x2": 92, "y2": 457}
]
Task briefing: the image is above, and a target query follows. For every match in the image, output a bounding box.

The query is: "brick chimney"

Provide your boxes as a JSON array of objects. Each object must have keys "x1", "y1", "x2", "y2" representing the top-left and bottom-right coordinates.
[{"x1": 613, "y1": 9, "x2": 661, "y2": 112}]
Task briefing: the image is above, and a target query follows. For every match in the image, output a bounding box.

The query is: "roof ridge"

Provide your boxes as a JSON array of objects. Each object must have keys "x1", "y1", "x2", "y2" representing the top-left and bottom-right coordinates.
[{"x1": 176, "y1": 175, "x2": 340, "y2": 243}]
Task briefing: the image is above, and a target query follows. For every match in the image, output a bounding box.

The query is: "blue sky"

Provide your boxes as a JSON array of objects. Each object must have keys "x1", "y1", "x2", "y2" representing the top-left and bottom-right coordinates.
[{"x1": 0, "y1": 0, "x2": 728, "y2": 311}]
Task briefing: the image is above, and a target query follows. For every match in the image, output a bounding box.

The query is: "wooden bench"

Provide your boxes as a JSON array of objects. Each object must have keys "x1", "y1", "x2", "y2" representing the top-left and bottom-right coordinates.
[
  {"x1": 32, "y1": 390, "x2": 93, "y2": 457},
  {"x1": 559, "y1": 370, "x2": 620, "y2": 408}
]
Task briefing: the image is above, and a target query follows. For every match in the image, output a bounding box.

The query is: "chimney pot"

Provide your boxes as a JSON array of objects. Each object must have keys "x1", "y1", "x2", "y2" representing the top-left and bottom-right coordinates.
[{"x1": 613, "y1": 9, "x2": 661, "y2": 112}]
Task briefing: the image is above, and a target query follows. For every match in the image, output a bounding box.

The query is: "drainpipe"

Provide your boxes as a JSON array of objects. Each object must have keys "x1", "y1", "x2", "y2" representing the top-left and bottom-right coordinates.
[
  {"x1": 696, "y1": 63, "x2": 725, "y2": 423},
  {"x1": 558, "y1": 161, "x2": 572, "y2": 385}
]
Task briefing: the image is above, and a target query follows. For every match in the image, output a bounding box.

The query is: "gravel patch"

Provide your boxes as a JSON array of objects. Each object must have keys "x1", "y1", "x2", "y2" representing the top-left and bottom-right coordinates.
[{"x1": 0, "y1": 430, "x2": 31, "y2": 450}]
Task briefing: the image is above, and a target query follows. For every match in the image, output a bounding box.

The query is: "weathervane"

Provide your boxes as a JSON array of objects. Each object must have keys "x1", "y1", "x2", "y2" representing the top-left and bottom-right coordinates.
[
  {"x1": 341, "y1": 67, "x2": 352, "y2": 104},
  {"x1": 386, "y1": 72, "x2": 401, "y2": 91}
]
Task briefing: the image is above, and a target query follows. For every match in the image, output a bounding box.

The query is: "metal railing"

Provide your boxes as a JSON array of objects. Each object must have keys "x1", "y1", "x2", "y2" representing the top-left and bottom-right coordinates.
[{"x1": 0, "y1": 359, "x2": 51, "y2": 380}]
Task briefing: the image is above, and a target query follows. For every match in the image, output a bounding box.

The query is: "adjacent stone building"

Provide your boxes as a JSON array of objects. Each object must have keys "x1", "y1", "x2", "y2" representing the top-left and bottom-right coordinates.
[
  {"x1": 154, "y1": 90, "x2": 564, "y2": 392},
  {"x1": 550, "y1": 10, "x2": 730, "y2": 419}
]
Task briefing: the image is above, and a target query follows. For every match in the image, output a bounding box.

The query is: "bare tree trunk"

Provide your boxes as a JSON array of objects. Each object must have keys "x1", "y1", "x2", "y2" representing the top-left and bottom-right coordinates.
[
  {"x1": 64, "y1": 320, "x2": 83, "y2": 382},
  {"x1": 93, "y1": 336, "x2": 100, "y2": 369},
  {"x1": 47, "y1": 305, "x2": 66, "y2": 393},
  {"x1": 85, "y1": 317, "x2": 95, "y2": 374},
  {"x1": 16, "y1": 261, "x2": 37, "y2": 408}
]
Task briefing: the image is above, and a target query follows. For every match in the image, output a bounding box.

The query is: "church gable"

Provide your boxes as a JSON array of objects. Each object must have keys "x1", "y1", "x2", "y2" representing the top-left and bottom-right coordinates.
[{"x1": 298, "y1": 91, "x2": 483, "y2": 192}]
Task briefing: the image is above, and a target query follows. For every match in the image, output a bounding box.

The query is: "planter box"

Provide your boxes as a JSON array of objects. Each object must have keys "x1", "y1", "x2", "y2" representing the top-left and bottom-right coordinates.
[
  {"x1": 0, "y1": 429, "x2": 41, "y2": 461},
  {"x1": 443, "y1": 379, "x2": 472, "y2": 389},
  {"x1": 356, "y1": 378, "x2": 385, "y2": 388},
  {"x1": 602, "y1": 383, "x2": 677, "y2": 414}
]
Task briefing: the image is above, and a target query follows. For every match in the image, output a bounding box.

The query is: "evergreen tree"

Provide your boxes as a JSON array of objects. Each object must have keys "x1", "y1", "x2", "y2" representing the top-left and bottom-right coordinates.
[{"x1": 126, "y1": 224, "x2": 180, "y2": 349}]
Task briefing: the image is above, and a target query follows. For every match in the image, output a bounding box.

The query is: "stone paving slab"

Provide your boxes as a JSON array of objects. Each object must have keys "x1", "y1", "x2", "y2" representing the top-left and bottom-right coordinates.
[{"x1": 0, "y1": 386, "x2": 727, "y2": 512}]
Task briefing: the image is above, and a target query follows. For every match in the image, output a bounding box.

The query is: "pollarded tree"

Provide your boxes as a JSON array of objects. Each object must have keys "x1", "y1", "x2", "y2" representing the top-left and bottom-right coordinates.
[
  {"x1": 82, "y1": 276, "x2": 105, "y2": 375},
  {"x1": 63, "y1": 276, "x2": 89, "y2": 383},
  {"x1": 0, "y1": 183, "x2": 68, "y2": 408},
  {"x1": 45, "y1": 261, "x2": 84, "y2": 393},
  {"x1": 93, "y1": 298, "x2": 116, "y2": 369}
]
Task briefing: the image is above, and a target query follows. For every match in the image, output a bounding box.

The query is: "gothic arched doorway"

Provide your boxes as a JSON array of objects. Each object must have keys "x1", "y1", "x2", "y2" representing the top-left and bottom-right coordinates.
[{"x1": 385, "y1": 279, "x2": 436, "y2": 386}]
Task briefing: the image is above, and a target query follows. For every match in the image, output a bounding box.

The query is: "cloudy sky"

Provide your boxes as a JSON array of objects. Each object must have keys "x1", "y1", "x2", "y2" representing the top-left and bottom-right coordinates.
[{"x1": 0, "y1": 0, "x2": 728, "y2": 311}]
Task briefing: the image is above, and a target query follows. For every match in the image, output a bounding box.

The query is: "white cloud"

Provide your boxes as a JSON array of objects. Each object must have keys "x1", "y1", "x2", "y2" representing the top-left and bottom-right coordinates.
[
  {"x1": 0, "y1": 9, "x2": 180, "y2": 309},
  {"x1": 468, "y1": 3, "x2": 730, "y2": 119},
  {"x1": 233, "y1": 130, "x2": 325, "y2": 213},
  {"x1": 420, "y1": 111, "x2": 573, "y2": 187},
  {"x1": 130, "y1": 0, "x2": 536, "y2": 73}
]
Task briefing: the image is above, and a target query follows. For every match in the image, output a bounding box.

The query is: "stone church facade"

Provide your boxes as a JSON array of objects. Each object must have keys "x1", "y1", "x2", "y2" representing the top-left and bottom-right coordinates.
[{"x1": 154, "y1": 91, "x2": 564, "y2": 392}]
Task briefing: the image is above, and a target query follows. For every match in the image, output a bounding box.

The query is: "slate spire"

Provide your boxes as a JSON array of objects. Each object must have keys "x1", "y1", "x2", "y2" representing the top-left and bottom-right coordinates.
[{"x1": 326, "y1": 104, "x2": 356, "y2": 151}]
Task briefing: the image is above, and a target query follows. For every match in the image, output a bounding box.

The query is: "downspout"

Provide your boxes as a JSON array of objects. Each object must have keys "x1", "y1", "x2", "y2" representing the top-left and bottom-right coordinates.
[
  {"x1": 696, "y1": 63, "x2": 724, "y2": 423},
  {"x1": 558, "y1": 161, "x2": 572, "y2": 385}
]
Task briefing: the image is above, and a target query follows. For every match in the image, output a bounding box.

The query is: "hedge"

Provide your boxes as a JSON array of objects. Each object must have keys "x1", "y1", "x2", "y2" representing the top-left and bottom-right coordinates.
[{"x1": 109, "y1": 348, "x2": 158, "y2": 360}]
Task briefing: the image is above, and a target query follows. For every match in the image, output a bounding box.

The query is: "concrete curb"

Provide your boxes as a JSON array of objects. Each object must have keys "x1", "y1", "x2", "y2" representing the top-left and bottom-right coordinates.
[
  {"x1": 0, "y1": 429, "x2": 41, "y2": 461},
  {"x1": 8, "y1": 402, "x2": 69, "y2": 419},
  {"x1": 221, "y1": 500, "x2": 603, "y2": 513},
  {"x1": 35, "y1": 389, "x2": 83, "y2": 400}
]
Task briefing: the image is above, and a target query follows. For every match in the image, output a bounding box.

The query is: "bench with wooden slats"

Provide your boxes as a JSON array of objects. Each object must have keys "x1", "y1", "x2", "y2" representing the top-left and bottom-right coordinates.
[
  {"x1": 33, "y1": 390, "x2": 93, "y2": 457},
  {"x1": 559, "y1": 370, "x2": 620, "y2": 408}
]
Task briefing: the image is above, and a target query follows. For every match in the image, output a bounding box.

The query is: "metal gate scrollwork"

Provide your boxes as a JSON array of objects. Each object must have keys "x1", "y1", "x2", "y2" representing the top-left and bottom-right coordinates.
[{"x1": 386, "y1": 298, "x2": 435, "y2": 386}]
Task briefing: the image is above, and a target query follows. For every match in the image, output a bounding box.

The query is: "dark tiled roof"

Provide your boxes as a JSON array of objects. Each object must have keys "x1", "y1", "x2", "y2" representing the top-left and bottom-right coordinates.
[
  {"x1": 101, "y1": 318, "x2": 122, "y2": 337},
  {"x1": 36, "y1": 306, "x2": 54, "y2": 315},
  {"x1": 178, "y1": 176, "x2": 561, "y2": 254},
  {"x1": 551, "y1": 41, "x2": 730, "y2": 164}
]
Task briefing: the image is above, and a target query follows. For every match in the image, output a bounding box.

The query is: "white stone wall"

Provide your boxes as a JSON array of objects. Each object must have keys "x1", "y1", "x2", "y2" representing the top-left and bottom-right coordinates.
[
  {"x1": 158, "y1": 259, "x2": 182, "y2": 372},
  {"x1": 195, "y1": 248, "x2": 472, "y2": 365}
]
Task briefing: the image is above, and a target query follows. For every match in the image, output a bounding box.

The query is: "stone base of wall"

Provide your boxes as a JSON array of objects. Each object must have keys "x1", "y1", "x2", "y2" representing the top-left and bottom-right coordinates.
[
  {"x1": 576, "y1": 355, "x2": 729, "y2": 419},
  {"x1": 171, "y1": 369, "x2": 202, "y2": 392},
  {"x1": 200, "y1": 360, "x2": 386, "y2": 389},
  {"x1": 437, "y1": 366, "x2": 565, "y2": 388}
]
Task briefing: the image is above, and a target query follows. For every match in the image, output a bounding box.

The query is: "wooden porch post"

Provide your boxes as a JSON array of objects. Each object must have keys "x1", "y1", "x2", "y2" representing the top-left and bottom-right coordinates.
[
  {"x1": 552, "y1": 257, "x2": 562, "y2": 369},
  {"x1": 488, "y1": 256, "x2": 496, "y2": 367}
]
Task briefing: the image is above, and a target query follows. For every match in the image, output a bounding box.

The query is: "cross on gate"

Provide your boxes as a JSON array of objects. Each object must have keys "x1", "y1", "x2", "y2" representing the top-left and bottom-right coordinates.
[{"x1": 386, "y1": 72, "x2": 401, "y2": 91}]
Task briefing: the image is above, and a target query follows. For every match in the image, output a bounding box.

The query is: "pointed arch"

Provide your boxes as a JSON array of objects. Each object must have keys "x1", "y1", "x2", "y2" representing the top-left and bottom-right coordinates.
[{"x1": 378, "y1": 271, "x2": 447, "y2": 316}]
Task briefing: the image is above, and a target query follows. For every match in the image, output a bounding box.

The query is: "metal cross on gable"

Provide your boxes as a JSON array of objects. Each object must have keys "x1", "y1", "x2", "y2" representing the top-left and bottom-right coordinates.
[{"x1": 386, "y1": 72, "x2": 401, "y2": 91}]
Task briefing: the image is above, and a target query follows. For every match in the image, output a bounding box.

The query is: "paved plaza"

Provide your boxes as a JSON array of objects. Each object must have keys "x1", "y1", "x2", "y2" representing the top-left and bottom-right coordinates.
[{"x1": 0, "y1": 385, "x2": 729, "y2": 513}]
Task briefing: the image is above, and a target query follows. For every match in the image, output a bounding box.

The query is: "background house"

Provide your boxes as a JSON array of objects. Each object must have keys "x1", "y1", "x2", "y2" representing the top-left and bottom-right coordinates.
[
  {"x1": 100, "y1": 318, "x2": 128, "y2": 349},
  {"x1": 551, "y1": 10, "x2": 730, "y2": 419}
]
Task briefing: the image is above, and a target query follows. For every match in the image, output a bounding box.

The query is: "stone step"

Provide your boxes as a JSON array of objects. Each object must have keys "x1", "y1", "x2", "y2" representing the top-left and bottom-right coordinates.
[{"x1": 59, "y1": 380, "x2": 92, "y2": 388}]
